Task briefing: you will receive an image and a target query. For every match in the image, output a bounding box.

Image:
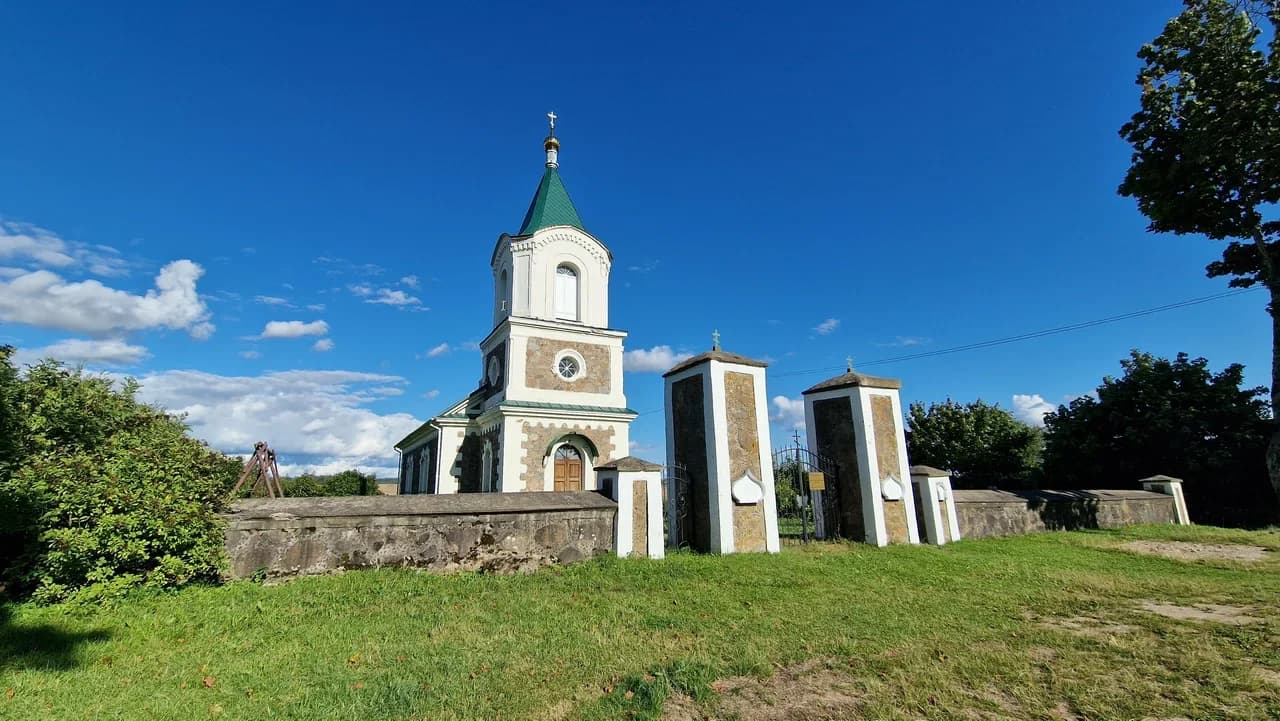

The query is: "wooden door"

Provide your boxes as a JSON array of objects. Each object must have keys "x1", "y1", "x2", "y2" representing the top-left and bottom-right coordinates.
[{"x1": 553, "y1": 446, "x2": 583, "y2": 491}]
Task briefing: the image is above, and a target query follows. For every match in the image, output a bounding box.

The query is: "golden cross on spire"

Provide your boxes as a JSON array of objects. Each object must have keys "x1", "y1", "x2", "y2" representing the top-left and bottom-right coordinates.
[{"x1": 547, "y1": 111, "x2": 557, "y2": 135}]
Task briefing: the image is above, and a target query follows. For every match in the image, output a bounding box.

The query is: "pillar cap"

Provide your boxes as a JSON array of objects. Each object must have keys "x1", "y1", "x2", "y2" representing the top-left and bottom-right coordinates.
[
  {"x1": 910, "y1": 465, "x2": 950, "y2": 477},
  {"x1": 1140, "y1": 474, "x2": 1184, "y2": 483},
  {"x1": 663, "y1": 350, "x2": 768, "y2": 377},
  {"x1": 595, "y1": 456, "x2": 663, "y2": 472},
  {"x1": 802, "y1": 370, "x2": 901, "y2": 394}
]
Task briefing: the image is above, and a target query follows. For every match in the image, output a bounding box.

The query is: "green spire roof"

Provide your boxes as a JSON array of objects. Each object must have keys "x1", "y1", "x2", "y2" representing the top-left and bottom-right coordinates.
[{"x1": 517, "y1": 166, "x2": 584, "y2": 235}]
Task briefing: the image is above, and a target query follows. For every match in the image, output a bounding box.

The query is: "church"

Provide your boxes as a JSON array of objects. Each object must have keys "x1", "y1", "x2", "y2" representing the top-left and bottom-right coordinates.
[{"x1": 395, "y1": 116, "x2": 636, "y2": 495}]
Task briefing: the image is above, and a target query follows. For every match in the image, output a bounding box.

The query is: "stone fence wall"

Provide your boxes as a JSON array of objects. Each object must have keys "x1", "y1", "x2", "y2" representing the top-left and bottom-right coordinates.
[
  {"x1": 222, "y1": 492, "x2": 616, "y2": 579},
  {"x1": 951, "y1": 488, "x2": 1179, "y2": 540}
]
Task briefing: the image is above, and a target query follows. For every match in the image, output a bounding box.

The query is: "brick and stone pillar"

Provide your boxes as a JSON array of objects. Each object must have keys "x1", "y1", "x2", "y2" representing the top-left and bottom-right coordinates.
[
  {"x1": 802, "y1": 370, "x2": 921, "y2": 546},
  {"x1": 596, "y1": 456, "x2": 665, "y2": 559},
  {"x1": 910, "y1": 465, "x2": 961, "y2": 545},
  {"x1": 1140, "y1": 474, "x2": 1191, "y2": 525},
  {"x1": 663, "y1": 349, "x2": 780, "y2": 554}
]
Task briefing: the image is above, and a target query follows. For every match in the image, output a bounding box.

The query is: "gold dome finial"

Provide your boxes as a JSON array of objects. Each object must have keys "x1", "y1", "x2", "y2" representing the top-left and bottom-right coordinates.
[{"x1": 544, "y1": 111, "x2": 560, "y2": 168}]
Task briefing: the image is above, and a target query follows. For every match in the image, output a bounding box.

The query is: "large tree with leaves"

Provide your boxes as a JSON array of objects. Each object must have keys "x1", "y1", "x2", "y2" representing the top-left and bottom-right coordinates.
[
  {"x1": 1043, "y1": 351, "x2": 1275, "y2": 526},
  {"x1": 905, "y1": 399, "x2": 1043, "y2": 490},
  {"x1": 1119, "y1": 0, "x2": 1280, "y2": 504}
]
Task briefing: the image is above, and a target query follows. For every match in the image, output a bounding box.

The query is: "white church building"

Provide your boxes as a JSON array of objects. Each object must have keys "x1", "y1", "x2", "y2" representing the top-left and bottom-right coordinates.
[{"x1": 395, "y1": 118, "x2": 636, "y2": 494}]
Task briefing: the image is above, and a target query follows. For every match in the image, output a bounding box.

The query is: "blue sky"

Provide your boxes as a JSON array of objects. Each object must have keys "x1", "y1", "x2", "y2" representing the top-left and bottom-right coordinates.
[{"x1": 0, "y1": 1, "x2": 1268, "y2": 476}]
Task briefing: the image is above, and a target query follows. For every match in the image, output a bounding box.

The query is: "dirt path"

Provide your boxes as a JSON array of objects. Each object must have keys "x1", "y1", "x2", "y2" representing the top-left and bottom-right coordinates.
[{"x1": 1119, "y1": 540, "x2": 1270, "y2": 563}]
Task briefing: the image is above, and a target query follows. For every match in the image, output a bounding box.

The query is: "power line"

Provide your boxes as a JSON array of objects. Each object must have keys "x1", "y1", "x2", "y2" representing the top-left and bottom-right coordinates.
[{"x1": 772, "y1": 287, "x2": 1262, "y2": 379}]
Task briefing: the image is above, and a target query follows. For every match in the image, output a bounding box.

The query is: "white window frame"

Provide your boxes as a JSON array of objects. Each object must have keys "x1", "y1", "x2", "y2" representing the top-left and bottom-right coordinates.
[{"x1": 554, "y1": 264, "x2": 579, "y2": 321}]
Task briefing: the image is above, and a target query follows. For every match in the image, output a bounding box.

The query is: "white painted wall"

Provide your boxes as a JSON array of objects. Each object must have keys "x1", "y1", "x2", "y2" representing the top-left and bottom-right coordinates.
[
  {"x1": 435, "y1": 424, "x2": 466, "y2": 495},
  {"x1": 607, "y1": 468, "x2": 666, "y2": 559},
  {"x1": 494, "y1": 227, "x2": 611, "y2": 328},
  {"x1": 498, "y1": 319, "x2": 628, "y2": 408},
  {"x1": 911, "y1": 468, "x2": 961, "y2": 544}
]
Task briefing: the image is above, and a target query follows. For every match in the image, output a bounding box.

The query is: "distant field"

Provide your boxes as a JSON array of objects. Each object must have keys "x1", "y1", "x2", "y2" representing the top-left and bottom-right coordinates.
[{"x1": 2, "y1": 525, "x2": 1278, "y2": 720}]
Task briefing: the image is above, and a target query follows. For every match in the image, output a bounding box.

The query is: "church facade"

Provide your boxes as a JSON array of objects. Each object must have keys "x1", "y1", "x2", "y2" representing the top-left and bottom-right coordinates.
[{"x1": 395, "y1": 120, "x2": 636, "y2": 494}]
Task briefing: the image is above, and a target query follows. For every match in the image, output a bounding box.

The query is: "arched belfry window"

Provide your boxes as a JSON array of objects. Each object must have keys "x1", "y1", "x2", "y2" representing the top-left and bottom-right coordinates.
[{"x1": 555, "y1": 264, "x2": 579, "y2": 321}]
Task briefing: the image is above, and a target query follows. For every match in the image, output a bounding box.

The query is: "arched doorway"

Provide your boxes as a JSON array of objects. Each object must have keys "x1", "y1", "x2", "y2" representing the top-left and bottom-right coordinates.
[{"x1": 553, "y1": 445, "x2": 584, "y2": 491}]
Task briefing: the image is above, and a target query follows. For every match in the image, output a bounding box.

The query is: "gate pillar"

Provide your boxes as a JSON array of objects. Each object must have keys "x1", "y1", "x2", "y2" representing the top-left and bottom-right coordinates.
[
  {"x1": 597, "y1": 456, "x2": 665, "y2": 559},
  {"x1": 663, "y1": 348, "x2": 781, "y2": 554},
  {"x1": 910, "y1": 465, "x2": 961, "y2": 545},
  {"x1": 802, "y1": 369, "x2": 921, "y2": 546}
]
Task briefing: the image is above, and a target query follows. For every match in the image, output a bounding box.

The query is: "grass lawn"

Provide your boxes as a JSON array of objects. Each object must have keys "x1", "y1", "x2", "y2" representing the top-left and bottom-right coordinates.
[{"x1": 2, "y1": 525, "x2": 1279, "y2": 720}]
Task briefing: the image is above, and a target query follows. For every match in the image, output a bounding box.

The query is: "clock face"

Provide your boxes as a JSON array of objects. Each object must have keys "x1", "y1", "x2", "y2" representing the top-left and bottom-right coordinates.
[{"x1": 487, "y1": 356, "x2": 501, "y2": 386}]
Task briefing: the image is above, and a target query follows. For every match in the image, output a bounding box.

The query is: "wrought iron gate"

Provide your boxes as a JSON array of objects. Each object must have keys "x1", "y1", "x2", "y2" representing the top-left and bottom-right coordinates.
[
  {"x1": 662, "y1": 464, "x2": 692, "y2": 549},
  {"x1": 772, "y1": 432, "x2": 842, "y2": 541}
]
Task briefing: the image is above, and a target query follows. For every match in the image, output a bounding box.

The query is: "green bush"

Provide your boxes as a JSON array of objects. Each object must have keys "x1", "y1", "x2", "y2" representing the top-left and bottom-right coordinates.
[
  {"x1": 0, "y1": 350, "x2": 242, "y2": 603},
  {"x1": 278, "y1": 469, "x2": 379, "y2": 497}
]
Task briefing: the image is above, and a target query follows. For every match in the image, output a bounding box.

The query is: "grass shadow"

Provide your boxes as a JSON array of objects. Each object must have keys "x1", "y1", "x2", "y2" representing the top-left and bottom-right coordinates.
[{"x1": 0, "y1": 603, "x2": 111, "y2": 671}]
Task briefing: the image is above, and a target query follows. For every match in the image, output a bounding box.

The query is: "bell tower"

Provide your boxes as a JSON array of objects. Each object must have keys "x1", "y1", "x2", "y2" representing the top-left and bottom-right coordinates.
[{"x1": 474, "y1": 114, "x2": 634, "y2": 492}]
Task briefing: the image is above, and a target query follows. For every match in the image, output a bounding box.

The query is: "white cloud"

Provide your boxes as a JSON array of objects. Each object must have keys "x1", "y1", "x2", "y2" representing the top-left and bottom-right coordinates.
[
  {"x1": 306, "y1": 303, "x2": 326, "y2": 312},
  {"x1": 627, "y1": 260, "x2": 660, "y2": 273},
  {"x1": 348, "y1": 283, "x2": 373, "y2": 297},
  {"x1": 423, "y1": 389, "x2": 441, "y2": 399},
  {"x1": 1011, "y1": 393, "x2": 1055, "y2": 427},
  {"x1": 366, "y1": 288, "x2": 422, "y2": 307},
  {"x1": 624, "y1": 345, "x2": 693, "y2": 373},
  {"x1": 0, "y1": 220, "x2": 129, "y2": 276},
  {"x1": 132, "y1": 368, "x2": 421, "y2": 478},
  {"x1": 0, "y1": 260, "x2": 214, "y2": 338},
  {"x1": 878, "y1": 336, "x2": 929, "y2": 347},
  {"x1": 460, "y1": 340, "x2": 481, "y2": 351},
  {"x1": 239, "y1": 350, "x2": 261, "y2": 360},
  {"x1": 770, "y1": 395, "x2": 806, "y2": 430},
  {"x1": 14, "y1": 338, "x2": 149, "y2": 366},
  {"x1": 313, "y1": 338, "x2": 335, "y2": 352},
  {"x1": 254, "y1": 295, "x2": 292, "y2": 307},
  {"x1": 400, "y1": 275, "x2": 419, "y2": 288},
  {"x1": 0, "y1": 267, "x2": 26, "y2": 278},
  {"x1": 317, "y1": 256, "x2": 384, "y2": 277},
  {"x1": 814, "y1": 318, "x2": 840, "y2": 335},
  {"x1": 426, "y1": 342, "x2": 450, "y2": 358},
  {"x1": 258, "y1": 320, "x2": 329, "y2": 339}
]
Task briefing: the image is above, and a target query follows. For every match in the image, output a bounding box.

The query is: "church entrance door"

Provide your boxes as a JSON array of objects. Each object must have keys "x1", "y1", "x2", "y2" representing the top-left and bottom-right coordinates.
[{"x1": 553, "y1": 445, "x2": 583, "y2": 491}]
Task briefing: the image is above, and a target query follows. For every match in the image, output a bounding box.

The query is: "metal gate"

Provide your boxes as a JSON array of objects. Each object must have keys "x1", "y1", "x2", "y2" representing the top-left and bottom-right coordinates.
[
  {"x1": 662, "y1": 464, "x2": 693, "y2": 549},
  {"x1": 772, "y1": 432, "x2": 842, "y2": 541}
]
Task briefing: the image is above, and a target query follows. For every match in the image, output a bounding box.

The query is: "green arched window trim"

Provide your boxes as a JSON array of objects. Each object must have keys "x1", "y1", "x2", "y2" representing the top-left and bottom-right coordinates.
[{"x1": 544, "y1": 433, "x2": 599, "y2": 461}]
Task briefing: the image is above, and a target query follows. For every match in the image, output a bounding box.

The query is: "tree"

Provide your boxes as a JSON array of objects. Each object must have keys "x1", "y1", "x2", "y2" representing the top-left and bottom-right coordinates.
[
  {"x1": 905, "y1": 399, "x2": 1043, "y2": 489},
  {"x1": 1119, "y1": 0, "x2": 1280, "y2": 505},
  {"x1": 1042, "y1": 351, "x2": 1276, "y2": 527},
  {"x1": 278, "y1": 469, "x2": 380, "y2": 497},
  {"x1": 0, "y1": 357, "x2": 243, "y2": 602}
]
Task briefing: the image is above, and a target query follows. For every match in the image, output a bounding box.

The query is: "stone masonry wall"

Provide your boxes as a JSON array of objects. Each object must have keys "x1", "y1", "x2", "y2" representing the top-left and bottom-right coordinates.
[
  {"x1": 525, "y1": 337, "x2": 611, "y2": 394},
  {"x1": 725, "y1": 371, "x2": 767, "y2": 552},
  {"x1": 222, "y1": 492, "x2": 617, "y2": 579},
  {"x1": 811, "y1": 398, "x2": 864, "y2": 541},
  {"x1": 953, "y1": 489, "x2": 1179, "y2": 540},
  {"x1": 519, "y1": 421, "x2": 617, "y2": 491},
  {"x1": 670, "y1": 374, "x2": 710, "y2": 552}
]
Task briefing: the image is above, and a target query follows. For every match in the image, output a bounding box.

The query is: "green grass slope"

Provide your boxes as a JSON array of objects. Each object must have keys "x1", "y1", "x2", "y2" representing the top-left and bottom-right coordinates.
[{"x1": 2, "y1": 525, "x2": 1278, "y2": 720}]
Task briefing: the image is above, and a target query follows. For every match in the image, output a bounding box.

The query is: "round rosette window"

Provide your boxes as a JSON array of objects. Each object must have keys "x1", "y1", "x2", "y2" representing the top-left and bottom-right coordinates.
[{"x1": 554, "y1": 349, "x2": 585, "y2": 381}]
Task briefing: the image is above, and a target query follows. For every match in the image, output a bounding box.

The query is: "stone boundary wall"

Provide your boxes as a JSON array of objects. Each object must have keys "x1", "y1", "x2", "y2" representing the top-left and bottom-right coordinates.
[
  {"x1": 222, "y1": 492, "x2": 616, "y2": 579},
  {"x1": 952, "y1": 488, "x2": 1179, "y2": 540}
]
